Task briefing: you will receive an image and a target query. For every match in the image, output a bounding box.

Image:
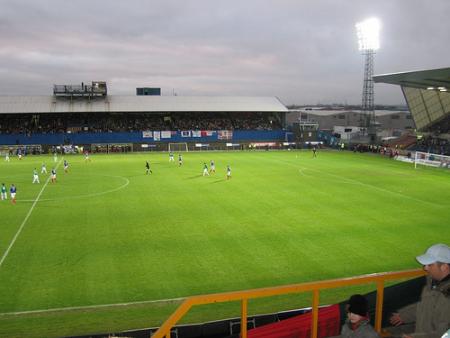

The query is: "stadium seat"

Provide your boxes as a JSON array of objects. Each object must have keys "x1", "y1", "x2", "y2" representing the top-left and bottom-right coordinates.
[{"x1": 247, "y1": 304, "x2": 340, "y2": 338}]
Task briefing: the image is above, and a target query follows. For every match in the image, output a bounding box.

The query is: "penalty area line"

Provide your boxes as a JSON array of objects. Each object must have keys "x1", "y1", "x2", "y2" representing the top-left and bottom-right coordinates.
[{"x1": 0, "y1": 160, "x2": 63, "y2": 269}]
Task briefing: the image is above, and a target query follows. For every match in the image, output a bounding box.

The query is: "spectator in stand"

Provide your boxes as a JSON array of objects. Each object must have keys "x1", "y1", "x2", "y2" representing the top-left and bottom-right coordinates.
[
  {"x1": 0, "y1": 111, "x2": 282, "y2": 134},
  {"x1": 388, "y1": 244, "x2": 450, "y2": 338},
  {"x1": 332, "y1": 294, "x2": 380, "y2": 338}
]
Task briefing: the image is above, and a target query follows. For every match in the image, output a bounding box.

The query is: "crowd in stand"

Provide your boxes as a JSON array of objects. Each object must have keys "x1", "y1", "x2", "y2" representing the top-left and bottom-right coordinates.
[
  {"x1": 414, "y1": 135, "x2": 450, "y2": 155},
  {"x1": 0, "y1": 112, "x2": 282, "y2": 135},
  {"x1": 412, "y1": 117, "x2": 450, "y2": 155},
  {"x1": 348, "y1": 138, "x2": 450, "y2": 157}
]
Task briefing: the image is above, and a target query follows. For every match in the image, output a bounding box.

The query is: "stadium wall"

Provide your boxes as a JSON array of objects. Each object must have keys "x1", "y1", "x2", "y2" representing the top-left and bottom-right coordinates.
[{"x1": 0, "y1": 130, "x2": 286, "y2": 146}]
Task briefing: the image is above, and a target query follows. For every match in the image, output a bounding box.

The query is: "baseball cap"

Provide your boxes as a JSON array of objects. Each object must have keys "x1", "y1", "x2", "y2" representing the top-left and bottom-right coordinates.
[{"x1": 416, "y1": 244, "x2": 450, "y2": 265}]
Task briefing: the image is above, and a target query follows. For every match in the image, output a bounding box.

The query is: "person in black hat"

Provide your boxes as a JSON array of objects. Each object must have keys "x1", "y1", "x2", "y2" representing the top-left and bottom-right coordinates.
[
  {"x1": 333, "y1": 294, "x2": 380, "y2": 338},
  {"x1": 348, "y1": 294, "x2": 369, "y2": 318}
]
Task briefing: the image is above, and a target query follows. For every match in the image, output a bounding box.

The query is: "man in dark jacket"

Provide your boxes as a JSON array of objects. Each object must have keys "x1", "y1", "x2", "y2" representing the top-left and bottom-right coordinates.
[{"x1": 389, "y1": 244, "x2": 450, "y2": 338}]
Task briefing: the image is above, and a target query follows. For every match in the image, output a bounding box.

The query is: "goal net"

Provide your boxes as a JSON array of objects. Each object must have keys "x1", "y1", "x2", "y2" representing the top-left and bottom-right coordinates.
[
  {"x1": 168, "y1": 143, "x2": 188, "y2": 152},
  {"x1": 414, "y1": 151, "x2": 450, "y2": 169}
]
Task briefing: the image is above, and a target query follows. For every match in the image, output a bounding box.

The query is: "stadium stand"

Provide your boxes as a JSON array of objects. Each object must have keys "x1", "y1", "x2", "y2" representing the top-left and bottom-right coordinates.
[
  {"x1": 385, "y1": 133, "x2": 417, "y2": 150},
  {"x1": 374, "y1": 67, "x2": 450, "y2": 155},
  {"x1": 244, "y1": 304, "x2": 340, "y2": 338},
  {"x1": 0, "y1": 111, "x2": 282, "y2": 135},
  {"x1": 0, "y1": 94, "x2": 288, "y2": 151}
]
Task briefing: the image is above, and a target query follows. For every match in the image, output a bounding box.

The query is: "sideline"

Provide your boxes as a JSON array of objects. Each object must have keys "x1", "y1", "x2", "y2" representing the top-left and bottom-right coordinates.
[
  {"x1": 0, "y1": 296, "x2": 186, "y2": 316},
  {"x1": 0, "y1": 160, "x2": 63, "y2": 269}
]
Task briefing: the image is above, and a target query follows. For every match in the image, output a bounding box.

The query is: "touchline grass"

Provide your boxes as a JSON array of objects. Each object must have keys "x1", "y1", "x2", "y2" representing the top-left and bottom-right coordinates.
[{"x1": 0, "y1": 150, "x2": 449, "y2": 338}]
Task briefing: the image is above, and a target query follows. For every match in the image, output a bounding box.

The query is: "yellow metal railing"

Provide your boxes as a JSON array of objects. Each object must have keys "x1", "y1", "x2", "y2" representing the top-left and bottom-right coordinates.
[{"x1": 152, "y1": 269, "x2": 425, "y2": 338}]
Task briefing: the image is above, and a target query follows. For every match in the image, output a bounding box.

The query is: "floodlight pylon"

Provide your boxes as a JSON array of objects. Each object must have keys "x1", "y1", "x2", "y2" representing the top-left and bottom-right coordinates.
[
  {"x1": 356, "y1": 18, "x2": 380, "y2": 143},
  {"x1": 361, "y1": 50, "x2": 376, "y2": 142}
]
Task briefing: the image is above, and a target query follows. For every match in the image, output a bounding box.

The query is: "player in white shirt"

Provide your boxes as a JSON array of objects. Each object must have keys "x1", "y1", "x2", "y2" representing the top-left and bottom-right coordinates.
[
  {"x1": 41, "y1": 163, "x2": 47, "y2": 174},
  {"x1": 203, "y1": 163, "x2": 210, "y2": 176},
  {"x1": 1, "y1": 183, "x2": 7, "y2": 200},
  {"x1": 145, "y1": 161, "x2": 152, "y2": 175},
  {"x1": 32, "y1": 168, "x2": 40, "y2": 184}
]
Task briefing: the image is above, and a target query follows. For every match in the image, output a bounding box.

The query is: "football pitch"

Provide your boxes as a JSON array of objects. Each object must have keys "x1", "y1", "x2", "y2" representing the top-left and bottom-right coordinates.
[{"x1": 0, "y1": 150, "x2": 449, "y2": 338}]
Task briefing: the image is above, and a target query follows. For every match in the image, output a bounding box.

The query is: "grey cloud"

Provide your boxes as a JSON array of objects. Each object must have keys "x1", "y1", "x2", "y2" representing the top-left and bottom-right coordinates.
[{"x1": 0, "y1": 0, "x2": 449, "y2": 105}]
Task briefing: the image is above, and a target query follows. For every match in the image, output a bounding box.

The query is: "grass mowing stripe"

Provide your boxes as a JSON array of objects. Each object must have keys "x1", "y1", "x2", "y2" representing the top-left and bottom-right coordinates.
[{"x1": 0, "y1": 160, "x2": 62, "y2": 269}]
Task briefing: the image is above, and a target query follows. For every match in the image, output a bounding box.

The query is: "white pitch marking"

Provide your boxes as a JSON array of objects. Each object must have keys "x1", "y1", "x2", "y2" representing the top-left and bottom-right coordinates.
[
  {"x1": 304, "y1": 166, "x2": 444, "y2": 207},
  {"x1": 0, "y1": 160, "x2": 63, "y2": 269},
  {"x1": 19, "y1": 175, "x2": 130, "y2": 203},
  {"x1": 0, "y1": 296, "x2": 187, "y2": 316},
  {"x1": 285, "y1": 158, "x2": 443, "y2": 206}
]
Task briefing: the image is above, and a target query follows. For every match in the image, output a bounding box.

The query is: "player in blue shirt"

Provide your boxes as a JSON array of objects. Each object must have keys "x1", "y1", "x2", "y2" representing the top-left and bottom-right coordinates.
[
  {"x1": 51, "y1": 168, "x2": 57, "y2": 183},
  {"x1": 64, "y1": 160, "x2": 69, "y2": 173},
  {"x1": 10, "y1": 184, "x2": 16, "y2": 204},
  {"x1": 226, "y1": 165, "x2": 232, "y2": 180},
  {"x1": 178, "y1": 154, "x2": 183, "y2": 166}
]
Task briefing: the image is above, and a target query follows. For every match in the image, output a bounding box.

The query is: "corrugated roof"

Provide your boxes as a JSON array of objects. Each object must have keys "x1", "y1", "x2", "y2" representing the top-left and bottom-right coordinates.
[
  {"x1": 289, "y1": 109, "x2": 409, "y2": 116},
  {"x1": 373, "y1": 67, "x2": 450, "y2": 89},
  {"x1": 0, "y1": 96, "x2": 288, "y2": 114}
]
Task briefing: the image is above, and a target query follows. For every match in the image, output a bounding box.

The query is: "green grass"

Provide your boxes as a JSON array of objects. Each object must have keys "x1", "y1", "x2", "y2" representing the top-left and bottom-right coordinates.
[{"x1": 0, "y1": 150, "x2": 449, "y2": 338}]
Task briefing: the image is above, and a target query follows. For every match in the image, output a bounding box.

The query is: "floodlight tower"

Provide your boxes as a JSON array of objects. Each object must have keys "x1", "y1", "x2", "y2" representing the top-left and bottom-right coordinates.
[{"x1": 356, "y1": 18, "x2": 380, "y2": 143}]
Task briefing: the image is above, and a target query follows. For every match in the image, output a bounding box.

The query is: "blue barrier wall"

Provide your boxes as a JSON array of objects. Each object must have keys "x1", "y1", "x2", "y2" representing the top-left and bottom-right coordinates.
[{"x1": 0, "y1": 130, "x2": 287, "y2": 145}]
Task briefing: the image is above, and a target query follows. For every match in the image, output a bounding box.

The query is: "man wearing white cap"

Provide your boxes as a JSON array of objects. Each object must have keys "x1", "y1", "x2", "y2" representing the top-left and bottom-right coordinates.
[{"x1": 389, "y1": 243, "x2": 450, "y2": 338}]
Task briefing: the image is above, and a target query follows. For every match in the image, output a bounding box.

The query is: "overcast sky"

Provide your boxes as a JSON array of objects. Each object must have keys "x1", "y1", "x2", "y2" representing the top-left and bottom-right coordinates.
[{"x1": 0, "y1": 0, "x2": 448, "y2": 105}]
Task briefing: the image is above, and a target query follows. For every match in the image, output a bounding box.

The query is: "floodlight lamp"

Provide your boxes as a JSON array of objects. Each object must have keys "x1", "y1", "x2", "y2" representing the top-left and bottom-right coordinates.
[
  {"x1": 427, "y1": 87, "x2": 435, "y2": 90},
  {"x1": 356, "y1": 18, "x2": 380, "y2": 51}
]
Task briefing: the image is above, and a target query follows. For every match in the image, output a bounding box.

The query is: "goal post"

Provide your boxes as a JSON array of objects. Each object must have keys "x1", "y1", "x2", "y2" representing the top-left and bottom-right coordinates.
[
  {"x1": 414, "y1": 151, "x2": 450, "y2": 169},
  {"x1": 168, "y1": 143, "x2": 188, "y2": 152}
]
